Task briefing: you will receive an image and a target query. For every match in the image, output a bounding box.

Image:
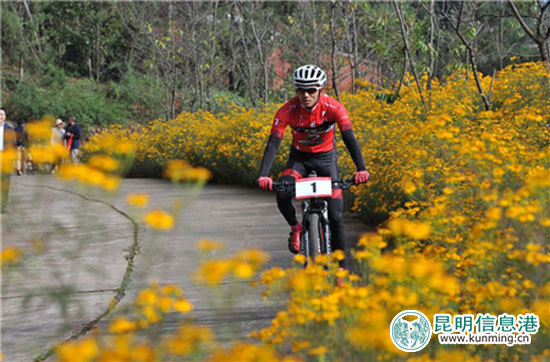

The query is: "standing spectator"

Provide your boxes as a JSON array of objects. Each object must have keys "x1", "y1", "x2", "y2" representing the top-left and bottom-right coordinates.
[
  {"x1": 51, "y1": 118, "x2": 66, "y2": 145},
  {"x1": 64, "y1": 116, "x2": 82, "y2": 164},
  {"x1": 0, "y1": 107, "x2": 16, "y2": 213},
  {"x1": 50, "y1": 119, "x2": 66, "y2": 174},
  {"x1": 14, "y1": 120, "x2": 28, "y2": 175}
]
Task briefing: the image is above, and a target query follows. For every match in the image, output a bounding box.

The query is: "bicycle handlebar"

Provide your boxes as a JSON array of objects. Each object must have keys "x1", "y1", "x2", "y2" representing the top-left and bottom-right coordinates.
[{"x1": 273, "y1": 177, "x2": 356, "y2": 193}]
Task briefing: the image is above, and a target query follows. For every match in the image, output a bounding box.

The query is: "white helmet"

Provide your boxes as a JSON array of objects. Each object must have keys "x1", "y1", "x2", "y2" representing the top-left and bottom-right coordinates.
[{"x1": 292, "y1": 65, "x2": 327, "y2": 89}]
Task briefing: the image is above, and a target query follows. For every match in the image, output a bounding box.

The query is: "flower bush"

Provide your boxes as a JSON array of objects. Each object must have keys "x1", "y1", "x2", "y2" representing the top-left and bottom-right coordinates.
[
  {"x1": 80, "y1": 61, "x2": 548, "y2": 361},
  {"x1": 2, "y1": 62, "x2": 548, "y2": 361}
]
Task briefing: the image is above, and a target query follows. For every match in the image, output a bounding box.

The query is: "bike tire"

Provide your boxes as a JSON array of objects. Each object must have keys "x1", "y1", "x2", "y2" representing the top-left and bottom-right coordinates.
[{"x1": 307, "y1": 213, "x2": 322, "y2": 258}]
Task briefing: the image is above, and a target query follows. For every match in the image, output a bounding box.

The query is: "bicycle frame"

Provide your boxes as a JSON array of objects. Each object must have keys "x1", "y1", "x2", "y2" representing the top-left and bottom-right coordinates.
[{"x1": 273, "y1": 174, "x2": 353, "y2": 260}]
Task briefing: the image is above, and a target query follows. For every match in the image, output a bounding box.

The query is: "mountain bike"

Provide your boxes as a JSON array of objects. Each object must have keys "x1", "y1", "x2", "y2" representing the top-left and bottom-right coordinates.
[{"x1": 273, "y1": 172, "x2": 354, "y2": 260}]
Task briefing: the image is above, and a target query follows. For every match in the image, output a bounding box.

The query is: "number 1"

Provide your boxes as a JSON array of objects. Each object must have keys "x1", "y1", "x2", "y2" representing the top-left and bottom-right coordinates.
[{"x1": 311, "y1": 182, "x2": 317, "y2": 193}]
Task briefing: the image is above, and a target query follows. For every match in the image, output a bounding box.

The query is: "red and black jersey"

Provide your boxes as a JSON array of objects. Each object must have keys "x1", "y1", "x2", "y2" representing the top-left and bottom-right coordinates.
[
  {"x1": 270, "y1": 94, "x2": 353, "y2": 153},
  {"x1": 259, "y1": 94, "x2": 366, "y2": 177}
]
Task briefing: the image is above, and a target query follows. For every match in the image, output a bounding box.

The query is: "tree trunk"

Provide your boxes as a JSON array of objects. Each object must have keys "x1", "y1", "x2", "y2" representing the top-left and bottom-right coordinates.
[
  {"x1": 427, "y1": 0, "x2": 436, "y2": 92},
  {"x1": 19, "y1": 53, "x2": 24, "y2": 81},
  {"x1": 329, "y1": 1, "x2": 339, "y2": 99},
  {"x1": 498, "y1": 1, "x2": 504, "y2": 69},
  {"x1": 235, "y1": 2, "x2": 256, "y2": 107},
  {"x1": 507, "y1": 0, "x2": 550, "y2": 63},
  {"x1": 88, "y1": 58, "x2": 93, "y2": 79},
  {"x1": 395, "y1": 47, "x2": 407, "y2": 97},
  {"x1": 312, "y1": 3, "x2": 318, "y2": 65},
  {"x1": 343, "y1": 3, "x2": 356, "y2": 94},
  {"x1": 206, "y1": 0, "x2": 219, "y2": 111},
  {"x1": 352, "y1": 5, "x2": 359, "y2": 81},
  {"x1": 394, "y1": 0, "x2": 426, "y2": 108},
  {"x1": 249, "y1": 2, "x2": 269, "y2": 104},
  {"x1": 95, "y1": 22, "x2": 101, "y2": 82},
  {"x1": 443, "y1": 2, "x2": 490, "y2": 110}
]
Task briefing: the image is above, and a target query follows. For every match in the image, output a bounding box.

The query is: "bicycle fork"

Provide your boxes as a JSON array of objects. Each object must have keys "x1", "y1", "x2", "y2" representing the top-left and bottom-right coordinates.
[{"x1": 300, "y1": 199, "x2": 331, "y2": 258}]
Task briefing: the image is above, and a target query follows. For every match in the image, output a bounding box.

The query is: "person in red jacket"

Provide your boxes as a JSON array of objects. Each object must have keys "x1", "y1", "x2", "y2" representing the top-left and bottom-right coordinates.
[{"x1": 257, "y1": 65, "x2": 369, "y2": 263}]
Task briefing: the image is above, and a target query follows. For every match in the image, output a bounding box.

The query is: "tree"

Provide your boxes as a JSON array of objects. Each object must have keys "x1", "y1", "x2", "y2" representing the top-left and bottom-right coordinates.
[{"x1": 507, "y1": 0, "x2": 550, "y2": 63}]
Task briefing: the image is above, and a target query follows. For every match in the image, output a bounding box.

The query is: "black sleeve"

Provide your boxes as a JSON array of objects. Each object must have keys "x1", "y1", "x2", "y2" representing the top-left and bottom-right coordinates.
[
  {"x1": 341, "y1": 129, "x2": 366, "y2": 171},
  {"x1": 259, "y1": 135, "x2": 282, "y2": 177}
]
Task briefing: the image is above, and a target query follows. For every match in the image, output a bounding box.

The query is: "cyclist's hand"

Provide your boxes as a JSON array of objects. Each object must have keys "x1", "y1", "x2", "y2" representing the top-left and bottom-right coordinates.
[
  {"x1": 257, "y1": 176, "x2": 273, "y2": 191},
  {"x1": 354, "y1": 171, "x2": 369, "y2": 185}
]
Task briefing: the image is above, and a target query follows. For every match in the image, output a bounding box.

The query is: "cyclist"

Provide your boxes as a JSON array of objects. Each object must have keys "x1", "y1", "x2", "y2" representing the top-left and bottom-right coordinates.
[{"x1": 257, "y1": 65, "x2": 369, "y2": 265}]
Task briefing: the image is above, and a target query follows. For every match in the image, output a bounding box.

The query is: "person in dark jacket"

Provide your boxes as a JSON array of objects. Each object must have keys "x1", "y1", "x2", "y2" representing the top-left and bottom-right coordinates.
[
  {"x1": 14, "y1": 120, "x2": 28, "y2": 175},
  {"x1": 1, "y1": 107, "x2": 16, "y2": 213},
  {"x1": 64, "y1": 116, "x2": 82, "y2": 164}
]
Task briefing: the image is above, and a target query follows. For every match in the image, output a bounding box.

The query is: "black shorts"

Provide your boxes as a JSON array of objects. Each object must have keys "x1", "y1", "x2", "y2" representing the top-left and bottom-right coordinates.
[{"x1": 281, "y1": 148, "x2": 341, "y2": 195}]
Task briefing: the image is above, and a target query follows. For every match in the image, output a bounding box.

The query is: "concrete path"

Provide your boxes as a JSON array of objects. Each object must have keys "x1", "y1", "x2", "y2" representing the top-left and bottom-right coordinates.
[{"x1": 1, "y1": 176, "x2": 371, "y2": 361}]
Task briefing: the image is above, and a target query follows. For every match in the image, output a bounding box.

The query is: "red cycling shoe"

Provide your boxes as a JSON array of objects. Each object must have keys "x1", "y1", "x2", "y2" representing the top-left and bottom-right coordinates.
[{"x1": 288, "y1": 222, "x2": 302, "y2": 254}]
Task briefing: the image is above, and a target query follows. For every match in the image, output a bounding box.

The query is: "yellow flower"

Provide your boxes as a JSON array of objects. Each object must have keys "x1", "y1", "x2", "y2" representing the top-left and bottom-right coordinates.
[
  {"x1": 403, "y1": 221, "x2": 432, "y2": 240},
  {"x1": 160, "y1": 284, "x2": 183, "y2": 297},
  {"x1": 88, "y1": 154, "x2": 119, "y2": 172},
  {"x1": 387, "y1": 218, "x2": 404, "y2": 235},
  {"x1": 142, "y1": 305, "x2": 162, "y2": 323},
  {"x1": 130, "y1": 344, "x2": 154, "y2": 361},
  {"x1": 26, "y1": 119, "x2": 53, "y2": 140},
  {"x1": 144, "y1": 209, "x2": 174, "y2": 230},
  {"x1": 332, "y1": 250, "x2": 345, "y2": 261},
  {"x1": 135, "y1": 288, "x2": 157, "y2": 306},
  {"x1": 194, "y1": 259, "x2": 232, "y2": 286},
  {"x1": 115, "y1": 140, "x2": 137, "y2": 154},
  {"x1": 127, "y1": 193, "x2": 149, "y2": 208},
  {"x1": 1, "y1": 247, "x2": 22, "y2": 266},
  {"x1": 294, "y1": 254, "x2": 306, "y2": 264},
  {"x1": 531, "y1": 300, "x2": 550, "y2": 327},
  {"x1": 157, "y1": 296, "x2": 173, "y2": 313},
  {"x1": 108, "y1": 317, "x2": 137, "y2": 334},
  {"x1": 403, "y1": 181, "x2": 417, "y2": 194},
  {"x1": 233, "y1": 249, "x2": 270, "y2": 266},
  {"x1": 28, "y1": 145, "x2": 56, "y2": 164},
  {"x1": 182, "y1": 167, "x2": 212, "y2": 182},
  {"x1": 291, "y1": 340, "x2": 311, "y2": 353},
  {"x1": 196, "y1": 239, "x2": 225, "y2": 252},
  {"x1": 55, "y1": 338, "x2": 99, "y2": 362},
  {"x1": 486, "y1": 207, "x2": 502, "y2": 221},
  {"x1": 50, "y1": 143, "x2": 69, "y2": 159},
  {"x1": 307, "y1": 346, "x2": 328, "y2": 355},
  {"x1": 1, "y1": 149, "x2": 17, "y2": 173},
  {"x1": 100, "y1": 176, "x2": 120, "y2": 191},
  {"x1": 233, "y1": 261, "x2": 255, "y2": 280},
  {"x1": 164, "y1": 160, "x2": 212, "y2": 183},
  {"x1": 173, "y1": 299, "x2": 193, "y2": 313}
]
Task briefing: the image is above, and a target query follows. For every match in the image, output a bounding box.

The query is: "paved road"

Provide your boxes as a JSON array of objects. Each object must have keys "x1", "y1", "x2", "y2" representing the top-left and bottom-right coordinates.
[{"x1": 1, "y1": 176, "x2": 371, "y2": 361}]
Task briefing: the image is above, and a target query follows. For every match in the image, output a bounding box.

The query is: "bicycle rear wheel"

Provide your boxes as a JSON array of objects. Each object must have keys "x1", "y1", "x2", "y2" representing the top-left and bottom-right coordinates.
[{"x1": 307, "y1": 213, "x2": 322, "y2": 258}]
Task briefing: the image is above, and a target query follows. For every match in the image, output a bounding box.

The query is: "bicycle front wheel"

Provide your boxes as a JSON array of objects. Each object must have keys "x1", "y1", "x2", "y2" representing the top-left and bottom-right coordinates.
[{"x1": 307, "y1": 213, "x2": 322, "y2": 258}]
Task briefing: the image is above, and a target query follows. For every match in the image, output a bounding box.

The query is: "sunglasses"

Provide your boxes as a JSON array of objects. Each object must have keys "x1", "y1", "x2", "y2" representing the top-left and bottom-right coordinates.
[{"x1": 296, "y1": 88, "x2": 319, "y2": 94}]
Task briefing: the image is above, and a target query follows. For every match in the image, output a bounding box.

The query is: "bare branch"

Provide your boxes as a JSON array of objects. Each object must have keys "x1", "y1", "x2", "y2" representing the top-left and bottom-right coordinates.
[
  {"x1": 393, "y1": 0, "x2": 426, "y2": 108},
  {"x1": 329, "y1": 1, "x2": 340, "y2": 99},
  {"x1": 507, "y1": 0, "x2": 539, "y2": 42},
  {"x1": 441, "y1": 2, "x2": 491, "y2": 110}
]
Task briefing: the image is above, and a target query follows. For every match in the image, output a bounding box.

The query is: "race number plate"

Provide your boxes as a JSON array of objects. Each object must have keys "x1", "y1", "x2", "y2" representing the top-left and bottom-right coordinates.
[{"x1": 295, "y1": 177, "x2": 332, "y2": 199}]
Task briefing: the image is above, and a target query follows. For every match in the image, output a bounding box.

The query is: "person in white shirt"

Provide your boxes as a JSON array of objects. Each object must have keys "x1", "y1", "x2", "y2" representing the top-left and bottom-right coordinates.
[
  {"x1": 1, "y1": 107, "x2": 16, "y2": 213},
  {"x1": 50, "y1": 118, "x2": 66, "y2": 173}
]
